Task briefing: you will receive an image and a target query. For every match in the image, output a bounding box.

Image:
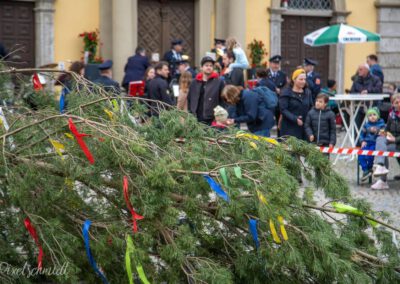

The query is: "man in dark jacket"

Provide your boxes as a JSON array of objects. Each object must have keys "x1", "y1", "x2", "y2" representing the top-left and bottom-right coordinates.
[
  {"x1": 148, "y1": 61, "x2": 174, "y2": 116},
  {"x1": 163, "y1": 39, "x2": 183, "y2": 81},
  {"x1": 93, "y1": 60, "x2": 121, "y2": 94},
  {"x1": 304, "y1": 58, "x2": 322, "y2": 102},
  {"x1": 188, "y1": 56, "x2": 225, "y2": 124},
  {"x1": 222, "y1": 51, "x2": 244, "y2": 87},
  {"x1": 122, "y1": 47, "x2": 150, "y2": 91},
  {"x1": 350, "y1": 63, "x2": 383, "y2": 94},
  {"x1": 367, "y1": 54, "x2": 384, "y2": 84},
  {"x1": 305, "y1": 93, "x2": 336, "y2": 147}
]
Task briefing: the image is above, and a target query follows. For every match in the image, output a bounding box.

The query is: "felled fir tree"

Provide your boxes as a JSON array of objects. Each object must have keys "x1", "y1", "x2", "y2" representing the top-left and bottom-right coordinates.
[{"x1": 0, "y1": 68, "x2": 399, "y2": 283}]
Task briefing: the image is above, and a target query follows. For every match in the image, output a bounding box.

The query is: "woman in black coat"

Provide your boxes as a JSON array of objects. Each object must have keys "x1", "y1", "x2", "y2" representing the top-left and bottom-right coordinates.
[
  {"x1": 279, "y1": 68, "x2": 313, "y2": 140},
  {"x1": 222, "y1": 85, "x2": 274, "y2": 137}
]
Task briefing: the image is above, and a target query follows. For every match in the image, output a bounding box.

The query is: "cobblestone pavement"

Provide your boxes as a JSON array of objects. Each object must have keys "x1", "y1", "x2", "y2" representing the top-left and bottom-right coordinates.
[
  {"x1": 314, "y1": 130, "x2": 400, "y2": 227},
  {"x1": 271, "y1": 128, "x2": 400, "y2": 227}
]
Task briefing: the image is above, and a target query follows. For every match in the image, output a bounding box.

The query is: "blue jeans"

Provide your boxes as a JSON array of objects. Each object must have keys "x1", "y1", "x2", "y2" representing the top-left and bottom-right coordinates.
[
  {"x1": 253, "y1": 129, "x2": 270, "y2": 137},
  {"x1": 358, "y1": 142, "x2": 375, "y2": 172}
]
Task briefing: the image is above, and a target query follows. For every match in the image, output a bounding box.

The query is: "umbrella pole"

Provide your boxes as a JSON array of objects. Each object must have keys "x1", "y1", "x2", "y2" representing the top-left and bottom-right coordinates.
[{"x1": 337, "y1": 43, "x2": 345, "y2": 94}]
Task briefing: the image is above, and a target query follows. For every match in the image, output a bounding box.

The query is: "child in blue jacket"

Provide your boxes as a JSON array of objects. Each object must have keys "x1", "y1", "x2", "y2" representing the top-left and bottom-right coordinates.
[{"x1": 358, "y1": 107, "x2": 386, "y2": 182}]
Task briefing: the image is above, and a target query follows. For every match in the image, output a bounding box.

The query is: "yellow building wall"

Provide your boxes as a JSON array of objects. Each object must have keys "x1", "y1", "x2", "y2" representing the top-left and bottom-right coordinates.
[
  {"x1": 246, "y1": 0, "x2": 271, "y2": 66},
  {"x1": 54, "y1": 0, "x2": 100, "y2": 67},
  {"x1": 344, "y1": 0, "x2": 377, "y2": 90}
]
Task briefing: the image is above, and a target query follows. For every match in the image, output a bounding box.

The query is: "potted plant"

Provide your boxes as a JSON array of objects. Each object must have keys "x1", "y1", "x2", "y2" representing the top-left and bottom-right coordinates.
[
  {"x1": 79, "y1": 30, "x2": 103, "y2": 81},
  {"x1": 247, "y1": 39, "x2": 268, "y2": 78}
]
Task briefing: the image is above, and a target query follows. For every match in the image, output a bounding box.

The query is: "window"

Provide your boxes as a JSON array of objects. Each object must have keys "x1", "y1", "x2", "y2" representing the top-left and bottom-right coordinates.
[{"x1": 282, "y1": 0, "x2": 332, "y2": 10}]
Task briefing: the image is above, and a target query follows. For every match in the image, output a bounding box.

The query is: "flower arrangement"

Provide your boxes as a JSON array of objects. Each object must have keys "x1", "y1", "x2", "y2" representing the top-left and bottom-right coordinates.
[
  {"x1": 247, "y1": 39, "x2": 268, "y2": 68},
  {"x1": 79, "y1": 30, "x2": 103, "y2": 64}
]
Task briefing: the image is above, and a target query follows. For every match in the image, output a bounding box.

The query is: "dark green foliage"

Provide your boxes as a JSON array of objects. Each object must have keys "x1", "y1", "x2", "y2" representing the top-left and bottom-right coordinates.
[{"x1": 0, "y1": 70, "x2": 399, "y2": 283}]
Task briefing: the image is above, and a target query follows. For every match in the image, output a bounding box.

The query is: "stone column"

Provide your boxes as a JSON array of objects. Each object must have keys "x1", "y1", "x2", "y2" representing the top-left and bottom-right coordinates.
[
  {"x1": 329, "y1": 12, "x2": 349, "y2": 94},
  {"x1": 227, "y1": 0, "x2": 246, "y2": 46},
  {"x1": 34, "y1": 0, "x2": 55, "y2": 67},
  {"x1": 195, "y1": 0, "x2": 213, "y2": 65},
  {"x1": 100, "y1": 0, "x2": 113, "y2": 60},
  {"x1": 112, "y1": 0, "x2": 137, "y2": 83},
  {"x1": 268, "y1": 7, "x2": 284, "y2": 57},
  {"x1": 215, "y1": 0, "x2": 229, "y2": 39},
  {"x1": 375, "y1": 0, "x2": 400, "y2": 86}
]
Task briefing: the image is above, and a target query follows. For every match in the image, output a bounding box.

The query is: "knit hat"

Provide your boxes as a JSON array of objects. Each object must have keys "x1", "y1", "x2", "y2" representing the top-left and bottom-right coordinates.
[
  {"x1": 214, "y1": 105, "x2": 228, "y2": 123},
  {"x1": 366, "y1": 107, "x2": 380, "y2": 119},
  {"x1": 292, "y1": 68, "x2": 306, "y2": 81}
]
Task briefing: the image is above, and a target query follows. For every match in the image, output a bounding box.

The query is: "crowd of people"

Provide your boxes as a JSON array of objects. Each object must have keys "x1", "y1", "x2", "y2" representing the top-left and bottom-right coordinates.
[{"x1": 2, "y1": 36, "x2": 400, "y2": 190}]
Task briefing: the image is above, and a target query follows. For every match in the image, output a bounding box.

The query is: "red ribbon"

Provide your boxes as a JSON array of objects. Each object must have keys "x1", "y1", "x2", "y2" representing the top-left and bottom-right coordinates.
[
  {"x1": 68, "y1": 118, "x2": 95, "y2": 164},
  {"x1": 32, "y1": 73, "x2": 43, "y2": 91},
  {"x1": 123, "y1": 176, "x2": 144, "y2": 233},
  {"x1": 24, "y1": 217, "x2": 44, "y2": 270}
]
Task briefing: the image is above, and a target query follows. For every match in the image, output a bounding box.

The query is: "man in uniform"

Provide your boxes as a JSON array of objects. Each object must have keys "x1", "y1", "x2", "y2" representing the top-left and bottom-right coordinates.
[
  {"x1": 163, "y1": 39, "x2": 184, "y2": 81},
  {"x1": 304, "y1": 58, "x2": 321, "y2": 102},
  {"x1": 93, "y1": 60, "x2": 121, "y2": 94},
  {"x1": 176, "y1": 55, "x2": 196, "y2": 79},
  {"x1": 267, "y1": 55, "x2": 288, "y2": 134},
  {"x1": 266, "y1": 55, "x2": 287, "y2": 95},
  {"x1": 211, "y1": 38, "x2": 226, "y2": 72}
]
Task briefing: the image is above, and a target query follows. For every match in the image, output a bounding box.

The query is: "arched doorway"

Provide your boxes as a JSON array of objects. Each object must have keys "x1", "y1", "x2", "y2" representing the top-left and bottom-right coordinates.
[{"x1": 269, "y1": 0, "x2": 349, "y2": 92}]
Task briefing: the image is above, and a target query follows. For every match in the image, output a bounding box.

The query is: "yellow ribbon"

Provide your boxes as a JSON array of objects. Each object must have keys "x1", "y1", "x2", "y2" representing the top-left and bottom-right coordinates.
[
  {"x1": 49, "y1": 139, "x2": 65, "y2": 157},
  {"x1": 103, "y1": 109, "x2": 114, "y2": 121},
  {"x1": 236, "y1": 132, "x2": 279, "y2": 146},
  {"x1": 64, "y1": 178, "x2": 74, "y2": 190},
  {"x1": 64, "y1": 133, "x2": 74, "y2": 139},
  {"x1": 257, "y1": 190, "x2": 268, "y2": 205},
  {"x1": 126, "y1": 235, "x2": 150, "y2": 284},
  {"x1": 111, "y1": 99, "x2": 119, "y2": 112},
  {"x1": 269, "y1": 219, "x2": 281, "y2": 244},
  {"x1": 277, "y1": 216, "x2": 288, "y2": 241}
]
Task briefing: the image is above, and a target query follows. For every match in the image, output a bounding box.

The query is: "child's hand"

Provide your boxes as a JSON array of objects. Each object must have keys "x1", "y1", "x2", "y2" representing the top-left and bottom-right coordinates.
[
  {"x1": 361, "y1": 141, "x2": 367, "y2": 148},
  {"x1": 309, "y1": 135, "x2": 314, "y2": 142},
  {"x1": 225, "y1": 119, "x2": 235, "y2": 126},
  {"x1": 297, "y1": 118, "x2": 303, "y2": 126},
  {"x1": 387, "y1": 132, "x2": 395, "y2": 142}
]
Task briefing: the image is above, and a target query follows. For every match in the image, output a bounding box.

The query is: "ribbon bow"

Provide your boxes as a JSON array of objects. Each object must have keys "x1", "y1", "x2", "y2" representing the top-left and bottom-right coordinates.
[
  {"x1": 123, "y1": 176, "x2": 144, "y2": 233},
  {"x1": 68, "y1": 118, "x2": 94, "y2": 164}
]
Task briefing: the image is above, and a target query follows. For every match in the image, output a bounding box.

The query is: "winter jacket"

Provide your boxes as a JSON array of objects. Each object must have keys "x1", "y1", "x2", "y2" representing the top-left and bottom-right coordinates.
[
  {"x1": 350, "y1": 73, "x2": 383, "y2": 94},
  {"x1": 229, "y1": 47, "x2": 249, "y2": 69},
  {"x1": 386, "y1": 110, "x2": 400, "y2": 149},
  {"x1": 228, "y1": 90, "x2": 274, "y2": 133},
  {"x1": 370, "y1": 64, "x2": 384, "y2": 84},
  {"x1": 359, "y1": 118, "x2": 385, "y2": 144},
  {"x1": 279, "y1": 87, "x2": 313, "y2": 140},
  {"x1": 147, "y1": 75, "x2": 174, "y2": 116},
  {"x1": 188, "y1": 72, "x2": 225, "y2": 121},
  {"x1": 305, "y1": 107, "x2": 337, "y2": 146},
  {"x1": 122, "y1": 54, "x2": 150, "y2": 87},
  {"x1": 257, "y1": 78, "x2": 277, "y2": 93},
  {"x1": 223, "y1": 68, "x2": 245, "y2": 88}
]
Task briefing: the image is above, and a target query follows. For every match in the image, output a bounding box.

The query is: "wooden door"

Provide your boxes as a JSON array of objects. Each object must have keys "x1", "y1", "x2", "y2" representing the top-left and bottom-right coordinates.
[
  {"x1": 138, "y1": 0, "x2": 195, "y2": 66},
  {"x1": 281, "y1": 16, "x2": 330, "y2": 84},
  {"x1": 0, "y1": 0, "x2": 35, "y2": 68}
]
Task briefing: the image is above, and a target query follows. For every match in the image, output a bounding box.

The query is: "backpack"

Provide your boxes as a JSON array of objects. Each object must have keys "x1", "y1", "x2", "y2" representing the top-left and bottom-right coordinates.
[{"x1": 252, "y1": 86, "x2": 278, "y2": 111}]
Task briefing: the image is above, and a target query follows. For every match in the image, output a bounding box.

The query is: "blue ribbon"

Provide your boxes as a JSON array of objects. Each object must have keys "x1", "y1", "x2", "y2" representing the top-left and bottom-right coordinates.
[
  {"x1": 83, "y1": 220, "x2": 109, "y2": 284},
  {"x1": 59, "y1": 87, "x2": 69, "y2": 113},
  {"x1": 249, "y1": 219, "x2": 260, "y2": 249},
  {"x1": 203, "y1": 175, "x2": 229, "y2": 202}
]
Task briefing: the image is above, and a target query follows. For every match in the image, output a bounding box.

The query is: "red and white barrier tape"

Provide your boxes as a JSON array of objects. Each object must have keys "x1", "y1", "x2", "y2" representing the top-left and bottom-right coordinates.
[{"x1": 319, "y1": 146, "x2": 400, "y2": 158}]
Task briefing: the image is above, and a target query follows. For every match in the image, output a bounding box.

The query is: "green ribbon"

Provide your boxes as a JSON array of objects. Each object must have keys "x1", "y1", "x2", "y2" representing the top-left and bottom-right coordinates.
[
  {"x1": 331, "y1": 202, "x2": 377, "y2": 227},
  {"x1": 126, "y1": 235, "x2": 150, "y2": 284},
  {"x1": 234, "y1": 166, "x2": 251, "y2": 186},
  {"x1": 219, "y1": 167, "x2": 230, "y2": 188}
]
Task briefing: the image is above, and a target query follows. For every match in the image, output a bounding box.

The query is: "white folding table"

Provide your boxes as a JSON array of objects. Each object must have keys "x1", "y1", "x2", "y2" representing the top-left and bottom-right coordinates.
[{"x1": 329, "y1": 94, "x2": 389, "y2": 163}]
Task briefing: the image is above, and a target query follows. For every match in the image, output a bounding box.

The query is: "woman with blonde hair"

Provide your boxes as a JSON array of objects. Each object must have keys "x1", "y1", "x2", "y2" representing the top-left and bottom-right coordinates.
[
  {"x1": 221, "y1": 85, "x2": 274, "y2": 136},
  {"x1": 225, "y1": 37, "x2": 249, "y2": 71},
  {"x1": 279, "y1": 68, "x2": 313, "y2": 140},
  {"x1": 177, "y1": 71, "x2": 192, "y2": 111}
]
